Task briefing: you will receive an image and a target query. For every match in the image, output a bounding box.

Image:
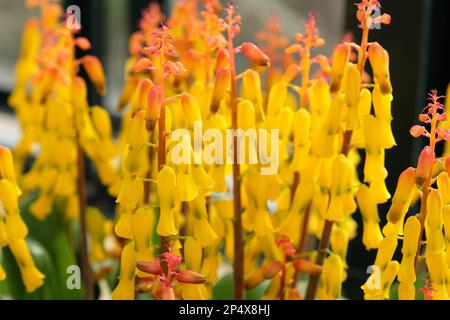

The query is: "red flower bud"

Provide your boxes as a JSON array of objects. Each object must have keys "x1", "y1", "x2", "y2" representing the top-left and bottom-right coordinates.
[
  {"x1": 292, "y1": 258, "x2": 322, "y2": 275},
  {"x1": 215, "y1": 48, "x2": 230, "y2": 70},
  {"x1": 417, "y1": 146, "x2": 435, "y2": 181},
  {"x1": 146, "y1": 85, "x2": 163, "y2": 131},
  {"x1": 175, "y1": 269, "x2": 206, "y2": 284},
  {"x1": 240, "y1": 42, "x2": 270, "y2": 67},
  {"x1": 137, "y1": 260, "x2": 163, "y2": 275},
  {"x1": 410, "y1": 125, "x2": 426, "y2": 138}
]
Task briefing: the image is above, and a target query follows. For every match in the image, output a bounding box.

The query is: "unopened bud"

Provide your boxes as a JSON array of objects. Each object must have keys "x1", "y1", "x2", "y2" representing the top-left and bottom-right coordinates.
[
  {"x1": 175, "y1": 269, "x2": 206, "y2": 284},
  {"x1": 240, "y1": 42, "x2": 270, "y2": 67}
]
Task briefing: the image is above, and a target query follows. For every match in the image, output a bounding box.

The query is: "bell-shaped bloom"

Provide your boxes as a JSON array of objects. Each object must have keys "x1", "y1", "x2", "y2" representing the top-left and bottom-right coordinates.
[
  {"x1": 380, "y1": 261, "x2": 399, "y2": 299},
  {"x1": 240, "y1": 42, "x2": 270, "y2": 67},
  {"x1": 8, "y1": 239, "x2": 45, "y2": 293},
  {"x1": 309, "y1": 79, "x2": 331, "y2": 122},
  {"x1": 132, "y1": 206, "x2": 155, "y2": 258},
  {"x1": 425, "y1": 251, "x2": 450, "y2": 300},
  {"x1": 368, "y1": 43, "x2": 392, "y2": 95},
  {"x1": 384, "y1": 167, "x2": 416, "y2": 235},
  {"x1": 290, "y1": 109, "x2": 311, "y2": 172},
  {"x1": 242, "y1": 70, "x2": 263, "y2": 114},
  {"x1": 146, "y1": 85, "x2": 163, "y2": 131},
  {"x1": 175, "y1": 162, "x2": 198, "y2": 202},
  {"x1": 184, "y1": 236, "x2": 202, "y2": 272},
  {"x1": 0, "y1": 146, "x2": 21, "y2": 195},
  {"x1": 116, "y1": 176, "x2": 143, "y2": 209},
  {"x1": 324, "y1": 155, "x2": 353, "y2": 222},
  {"x1": 266, "y1": 82, "x2": 287, "y2": 120},
  {"x1": 117, "y1": 77, "x2": 138, "y2": 111},
  {"x1": 398, "y1": 216, "x2": 420, "y2": 285},
  {"x1": 114, "y1": 208, "x2": 133, "y2": 239},
  {"x1": 330, "y1": 44, "x2": 350, "y2": 93},
  {"x1": 82, "y1": 55, "x2": 106, "y2": 95},
  {"x1": 189, "y1": 191, "x2": 218, "y2": 246},
  {"x1": 341, "y1": 63, "x2": 361, "y2": 130},
  {"x1": 374, "y1": 235, "x2": 398, "y2": 271},
  {"x1": 181, "y1": 93, "x2": 202, "y2": 130},
  {"x1": 131, "y1": 79, "x2": 153, "y2": 115},
  {"x1": 330, "y1": 227, "x2": 349, "y2": 264},
  {"x1": 156, "y1": 166, "x2": 178, "y2": 236},
  {"x1": 372, "y1": 85, "x2": 395, "y2": 148},
  {"x1": 91, "y1": 106, "x2": 112, "y2": 139},
  {"x1": 112, "y1": 242, "x2": 137, "y2": 300},
  {"x1": 426, "y1": 189, "x2": 445, "y2": 254},
  {"x1": 192, "y1": 164, "x2": 214, "y2": 191},
  {"x1": 122, "y1": 147, "x2": 148, "y2": 177},
  {"x1": 128, "y1": 110, "x2": 149, "y2": 151},
  {"x1": 443, "y1": 206, "x2": 450, "y2": 265},
  {"x1": 211, "y1": 68, "x2": 230, "y2": 113},
  {"x1": 356, "y1": 185, "x2": 383, "y2": 249},
  {"x1": 322, "y1": 254, "x2": 344, "y2": 300},
  {"x1": 437, "y1": 172, "x2": 450, "y2": 205}
]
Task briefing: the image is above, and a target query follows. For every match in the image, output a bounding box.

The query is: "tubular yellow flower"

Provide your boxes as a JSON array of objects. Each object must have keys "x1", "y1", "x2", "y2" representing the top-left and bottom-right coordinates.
[
  {"x1": 131, "y1": 79, "x2": 153, "y2": 115},
  {"x1": 112, "y1": 242, "x2": 137, "y2": 300},
  {"x1": 211, "y1": 68, "x2": 230, "y2": 113},
  {"x1": 322, "y1": 254, "x2": 344, "y2": 300},
  {"x1": 437, "y1": 172, "x2": 450, "y2": 205},
  {"x1": 242, "y1": 69, "x2": 263, "y2": 114},
  {"x1": 189, "y1": 190, "x2": 218, "y2": 246},
  {"x1": 341, "y1": 63, "x2": 361, "y2": 131},
  {"x1": 372, "y1": 85, "x2": 395, "y2": 149},
  {"x1": 157, "y1": 166, "x2": 178, "y2": 236},
  {"x1": 323, "y1": 155, "x2": 353, "y2": 222},
  {"x1": 398, "y1": 216, "x2": 420, "y2": 285},
  {"x1": 374, "y1": 235, "x2": 397, "y2": 271},
  {"x1": 82, "y1": 55, "x2": 107, "y2": 95},
  {"x1": 132, "y1": 206, "x2": 155, "y2": 260},
  {"x1": 444, "y1": 205, "x2": 450, "y2": 265},
  {"x1": 128, "y1": 110, "x2": 149, "y2": 151},
  {"x1": 368, "y1": 43, "x2": 392, "y2": 95},
  {"x1": 355, "y1": 185, "x2": 383, "y2": 249},
  {"x1": 330, "y1": 43, "x2": 350, "y2": 93},
  {"x1": 425, "y1": 251, "x2": 450, "y2": 300},
  {"x1": 309, "y1": 79, "x2": 330, "y2": 121},
  {"x1": 426, "y1": 189, "x2": 445, "y2": 254},
  {"x1": 8, "y1": 239, "x2": 45, "y2": 293},
  {"x1": 398, "y1": 282, "x2": 415, "y2": 300},
  {"x1": 146, "y1": 85, "x2": 164, "y2": 131},
  {"x1": 290, "y1": 109, "x2": 311, "y2": 172},
  {"x1": 383, "y1": 167, "x2": 416, "y2": 236}
]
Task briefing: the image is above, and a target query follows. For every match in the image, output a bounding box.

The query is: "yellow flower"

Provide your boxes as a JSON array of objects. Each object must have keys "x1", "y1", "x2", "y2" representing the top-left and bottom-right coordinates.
[
  {"x1": 157, "y1": 166, "x2": 178, "y2": 237},
  {"x1": 368, "y1": 43, "x2": 392, "y2": 95},
  {"x1": 426, "y1": 189, "x2": 445, "y2": 254},
  {"x1": 330, "y1": 44, "x2": 350, "y2": 93},
  {"x1": 112, "y1": 242, "x2": 137, "y2": 300},
  {"x1": 8, "y1": 239, "x2": 45, "y2": 293},
  {"x1": 398, "y1": 216, "x2": 420, "y2": 285},
  {"x1": 355, "y1": 184, "x2": 383, "y2": 249}
]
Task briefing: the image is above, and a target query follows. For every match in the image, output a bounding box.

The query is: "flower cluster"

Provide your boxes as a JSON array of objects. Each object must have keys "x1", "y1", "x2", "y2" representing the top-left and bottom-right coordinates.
[
  {"x1": 0, "y1": 146, "x2": 45, "y2": 292},
  {"x1": 363, "y1": 90, "x2": 450, "y2": 300}
]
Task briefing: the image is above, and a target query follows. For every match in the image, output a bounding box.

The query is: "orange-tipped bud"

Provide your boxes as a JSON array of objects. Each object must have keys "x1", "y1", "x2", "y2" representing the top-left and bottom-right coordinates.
[
  {"x1": 292, "y1": 258, "x2": 322, "y2": 275},
  {"x1": 133, "y1": 58, "x2": 152, "y2": 73},
  {"x1": 281, "y1": 64, "x2": 300, "y2": 83},
  {"x1": 368, "y1": 43, "x2": 392, "y2": 95},
  {"x1": 240, "y1": 42, "x2": 270, "y2": 67},
  {"x1": 161, "y1": 286, "x2": 175, "y2": 300},
  {"x1": 215, "y1": 48, "x2": 230, "y2": 70},
  {"x1": 211, "y1": 68, "x2": 230, "y2": 113},
  {"x1": 131, "y1": 79, "x2": 153, "y2": 115},
  {"x1": 74, "y1": 37, "x2": 91, "y2": 51},
  {"x1": 82, "y1": 55, "x2": 106, "y2": 95},
  {"x1": 330, "y1": 44, "x2": 350, "y2": 93},
  {"x1": 416, "y1": 146, "x2": 435, "y2": 183},
  {"x1": 146, "y1": 85, "x2": 163, "y2": 131},
  {"x1": 386, "y1": 167, "x2": 416, "y2": 225},
  {"x1": 175, "y1": 269, "x2": 206, "y2": 284},
  {"x1": 262, "y1": 261, "x2": 282, "y2": 279},
  {"x1": 137, "y1": 261, "x2": 163, "y2": 275}
]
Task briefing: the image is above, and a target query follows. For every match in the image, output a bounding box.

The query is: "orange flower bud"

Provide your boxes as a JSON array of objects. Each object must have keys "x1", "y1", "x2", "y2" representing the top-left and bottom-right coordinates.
[
  {"x1": 131, "y1": 79, "x2": 153, "y2": 115},
  {"x1": 416, "y1": 146, "x2": 435, "y2": 183},
  {"x1": 137, "y1": 260, "x2": 163, "y2": 276},
  {"x1": 215, "y1": 48, "x2": 230, "y2": 70},
  {"x1": 330, "y1": 44, "x2": 350, "y2": 93},
  {"x1": 74, "y1": 37, "x2": 91, "y2": 51},
  {"x1": 175, "y1": 269, "x2": 206, "y2": 284},
  {"x1": 133, "y1": 58, "x2": 152, "y2": 73},
  {"x1": 292, "y1": 258, "x2": 322, "y2": 275},
  {"x1": 82, "y1": 55, "x2": 106, "y2": 95},
  {"x1": 240, "y1": 42, "x2": 270, "y2": 67},
  {"x1": 386, "y1": 167, "x2": 416, "y2": 225},
  {"x1": 146, "y1": 85, "x2": 163, "y2": 131},
  {"x1": 211, "y1": 68, "x2": 230, "y2": 113},
  {"x1": 368, "y1": 43, "x2": 392, "y2": 95},
  {"x1": 161, "y1": 285, "x2": 175, "y2": 300}
]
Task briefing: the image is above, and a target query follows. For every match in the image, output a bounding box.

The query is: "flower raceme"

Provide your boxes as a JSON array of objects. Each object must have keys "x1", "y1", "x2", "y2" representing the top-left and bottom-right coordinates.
[{"x1": 0, "y1": 146, "x2": 45, "y2": 293}]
